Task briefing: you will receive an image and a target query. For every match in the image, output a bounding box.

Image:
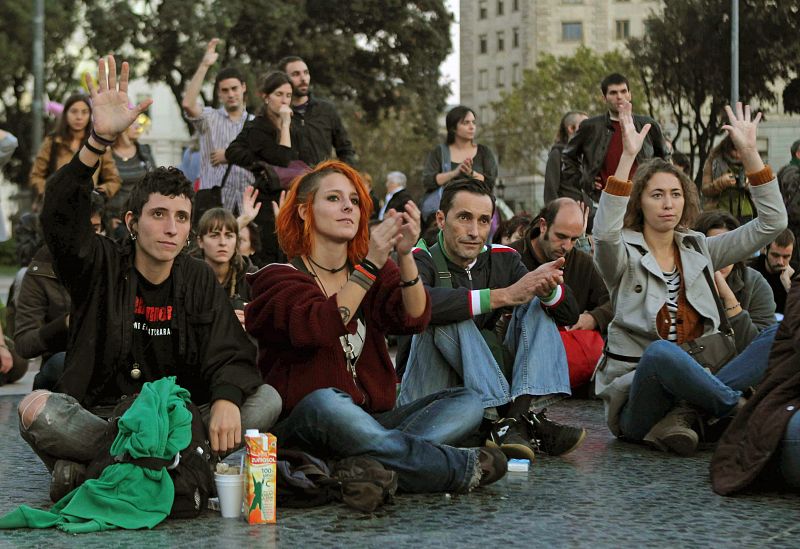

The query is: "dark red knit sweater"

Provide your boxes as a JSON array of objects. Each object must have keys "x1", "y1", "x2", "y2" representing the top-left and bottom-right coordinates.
[{"x1": 245, "y1": 259, "x2": 431, "y2": 414}]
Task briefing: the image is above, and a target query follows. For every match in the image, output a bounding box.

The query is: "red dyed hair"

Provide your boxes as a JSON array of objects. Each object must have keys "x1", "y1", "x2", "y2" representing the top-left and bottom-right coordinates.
[{"x1": 276, "y1": 160, "x2": 373, "y2": 264}]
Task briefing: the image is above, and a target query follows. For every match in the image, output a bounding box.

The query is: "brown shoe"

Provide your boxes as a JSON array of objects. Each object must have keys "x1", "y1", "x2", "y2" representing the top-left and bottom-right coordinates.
[
  {"x1": 477, "y1": 446, "x2": 508, "y2": 487},
  {"x1": 643, "y1": 405, "x2": 699, "y2": 457}
]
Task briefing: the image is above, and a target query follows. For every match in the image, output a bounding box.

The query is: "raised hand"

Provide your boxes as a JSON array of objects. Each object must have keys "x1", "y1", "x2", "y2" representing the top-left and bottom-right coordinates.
[
  {"x1": 87, "y1": 56, "x2": 153, "y2": 140},
  {"x1": 239, "y1": 185, "x2": 262, "y2": 226},
  {"x1": 201, "y1": 38, "x2": 220, "y2": 68},
  {"x1": 394, "y1": 201, "x2": 422, "y2": 256},
  {"x1": 271, "y1": 190, "x2": 287, "y2": 218},
  {"x1": 618, "y1": 100, "x2": 651, "y2": 158},
  {"x1": 365, "y1": 214, "x2": 403, "y2": 268}
]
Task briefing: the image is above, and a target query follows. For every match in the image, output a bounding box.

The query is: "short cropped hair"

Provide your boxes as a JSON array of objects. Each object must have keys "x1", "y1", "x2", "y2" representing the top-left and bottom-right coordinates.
[
  {"x1": 771, "y1": 228, "x2": 796, "y2": 249},
  {"x1": 439, "y1": 178, "x2": 495, "y2": 216},
  {"x1": 601, "y1": 73, "x2": 629, "y2": 95},
  {"x1": 791, "y1": 139, "x2": 800, "y2": 157},
  {"x1": 215, "y1": 67, "x2": 245, "y2": 90},
  {"x1": 126, "y1": 167, "x2": 195, "y2": 225},
  {"x1": 278, "y1": 56, "x2": 305, "y2": 73},
  {"x1": 386, "y1": 171, "x2": 407, "y2": 188}
]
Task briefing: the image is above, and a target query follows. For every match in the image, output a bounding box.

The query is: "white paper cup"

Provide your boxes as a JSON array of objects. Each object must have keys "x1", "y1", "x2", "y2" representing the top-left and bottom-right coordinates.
[{"x1": 214, "y1": 472, "x2": 244, "y2": 519}]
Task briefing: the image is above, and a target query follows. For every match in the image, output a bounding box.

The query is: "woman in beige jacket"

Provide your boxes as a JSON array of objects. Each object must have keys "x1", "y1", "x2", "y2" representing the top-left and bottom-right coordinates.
[
  {"x1": 592, "y1": 101, "x2": 787, "y2": 456},
  {"x1": 29, "y1": 93, "x2": 120, "y2": 199}
]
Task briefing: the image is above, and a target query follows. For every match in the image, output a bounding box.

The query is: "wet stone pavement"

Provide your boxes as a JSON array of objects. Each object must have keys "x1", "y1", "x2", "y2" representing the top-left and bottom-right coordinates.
[{"x1": 0, "y1": 395, "x2": 797, "y2": 548}]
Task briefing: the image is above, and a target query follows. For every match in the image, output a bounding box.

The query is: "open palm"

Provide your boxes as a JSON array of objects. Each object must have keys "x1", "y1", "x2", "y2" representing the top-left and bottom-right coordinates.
[
  {"x1": 87, "y1": 56, "x2": 153, "y2": 139},
  {"x1": 618, "y1": 100, "x2": 651, "y2": 157}
]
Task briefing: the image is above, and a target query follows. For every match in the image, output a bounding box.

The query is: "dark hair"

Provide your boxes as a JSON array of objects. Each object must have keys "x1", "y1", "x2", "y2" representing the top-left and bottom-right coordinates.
[
  {"x1": 493, "y1": 213, "x2": 532, "y2": 244},
  {"x1": 241, "y1": 221, "x2": 262, "y2": 256},
  {"x1": 671, "y1": 151, "x2": 691, "y2": 175},
  {"x1": 600, "y1": 73, "x2": 629, "y2": 95},
  {"x1": 214, "y1": 67, "x2": 245, "y2": 90},
  {"x1": 623, "y1": 158, "x2": 701, "y2": 232},
  {"x1": 260, "y1": 71, "x2": 292, "y2": 96},
  {"x1": 556, "y1": 111, "x2": 587, "y2": 145},
  {"x1": 439, "y1": 178, "x2": 495, "y2": 215},
  {"x1": 771, "y1": 228, "x2": 796, "y2": 249},
  {"x1": 535, "y1": 198, "x2": 575, "y2": 230},
  {"x1": 790, "y1": 139, "x2": 800, "y2": 157},
  {"x1": 693, "y1": 210, "x2": 746, "y2": 278},
  {"x1": 712, "y1": 135, "x2": 736, "y2": 159},
  {"x1": 125, "y1": 167, "x2": 195, "y2": 225},
  {"x1": 194, "y1": 207, "x2": 246, "y2": 297},
  {"x1": 54, "y1": 94, "x2": 92, "y2": 141},
  {"x1": 445, "y1": 105, "x2": 476, "y2": 145},
  {"x1": 278, "y1": 56, "x2": 305, "y2": 73},
  {"x1": 90, "y1": 192, "x2": 105, "y2": 219}
]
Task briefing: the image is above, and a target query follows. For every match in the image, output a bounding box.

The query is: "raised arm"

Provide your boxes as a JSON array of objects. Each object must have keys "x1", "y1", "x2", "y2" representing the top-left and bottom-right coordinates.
[{"x1": 181, "y1": 38, "x2": 219, "y2": 119}]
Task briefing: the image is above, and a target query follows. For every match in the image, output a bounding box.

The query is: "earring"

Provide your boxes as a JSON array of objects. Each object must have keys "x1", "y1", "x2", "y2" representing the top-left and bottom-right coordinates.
[{"x1": 130, "y1": 232, "x2": 137, "y2": 241}]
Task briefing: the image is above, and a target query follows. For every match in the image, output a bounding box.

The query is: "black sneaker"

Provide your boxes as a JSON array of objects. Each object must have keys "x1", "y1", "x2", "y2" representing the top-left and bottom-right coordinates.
[
  {"x1": 527, "y1": 409, "x2": 587, "y2": 456},
  {"x1": 477, "y1": 446, "x2": 508, "y2": 487},
  {"x1": 50, "y1": 459, "x2": 87, "y2": 503},
  {"x1": 486, "y1": 417, "x2": 537, "y2": 461}
]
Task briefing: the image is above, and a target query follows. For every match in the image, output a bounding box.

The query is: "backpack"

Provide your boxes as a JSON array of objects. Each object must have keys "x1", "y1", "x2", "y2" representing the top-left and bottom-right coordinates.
[{"x1": 86, "y1": 395, "x2": 218, "y2": 519}]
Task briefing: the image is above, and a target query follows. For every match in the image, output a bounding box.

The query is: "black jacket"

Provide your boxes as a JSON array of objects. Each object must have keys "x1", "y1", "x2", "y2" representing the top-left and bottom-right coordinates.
[
  {"x1": 42, "y1": 155, "x2": 263, "y2": 408},
  {"x1": 381, "y1": 188, "x2": 414, "y2": 218},
  {"x1": 413, "y1": 240, "x2": 579, "y2": 331},
  {"x1": 561, "y1": 112, "x2": 669, "y2": 203},
  {"x1": 225, "y1": 115, "x2": 298, "y2": 169},
  {"x1": 13, "y1": 246, "x2": 71, "y2": 363},
  {"x1": 510, "y1": 225, "x2": 613, "y2": 334},
  {"x1": 292, "y1": 95, "x2": 356, "y2": 166}
]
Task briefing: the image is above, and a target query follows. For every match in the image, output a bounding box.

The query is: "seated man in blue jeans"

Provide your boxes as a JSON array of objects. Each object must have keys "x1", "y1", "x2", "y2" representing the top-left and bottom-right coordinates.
[
  {"x1": 399, "y1": 179, "x2": 587, "y2": 461},
  {"x1": 16, "y1": 56, "x2": 281, "y2": 502}
]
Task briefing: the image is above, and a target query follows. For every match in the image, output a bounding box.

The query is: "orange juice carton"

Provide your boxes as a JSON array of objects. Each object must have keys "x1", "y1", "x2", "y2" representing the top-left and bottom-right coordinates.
[{"x1": 243, "y1": 429, "x2": 277, "y2": 523}]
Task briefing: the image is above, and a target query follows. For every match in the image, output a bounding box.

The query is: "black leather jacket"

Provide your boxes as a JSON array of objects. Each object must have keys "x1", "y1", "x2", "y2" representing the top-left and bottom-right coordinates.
[
  {"x1": 561, "y1": 112, "x2": 669, "y2": 203},
  {"x1": 41, "y1": 155, "x2": 263, "y2": 408}
]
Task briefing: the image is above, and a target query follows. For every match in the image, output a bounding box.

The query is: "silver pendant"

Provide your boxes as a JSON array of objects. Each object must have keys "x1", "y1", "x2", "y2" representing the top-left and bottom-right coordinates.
[{"x1": 131, "y1": 363, "x2": 142, "y2": 380}]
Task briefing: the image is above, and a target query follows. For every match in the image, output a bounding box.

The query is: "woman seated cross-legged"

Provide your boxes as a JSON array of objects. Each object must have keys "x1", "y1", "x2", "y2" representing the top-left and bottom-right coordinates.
[
  {"x1": 244, "y1": 160, "x2": 508, "y2": 493},
  {"x1": 592, "y1": 101, "x2": 787, "y2": 456}
]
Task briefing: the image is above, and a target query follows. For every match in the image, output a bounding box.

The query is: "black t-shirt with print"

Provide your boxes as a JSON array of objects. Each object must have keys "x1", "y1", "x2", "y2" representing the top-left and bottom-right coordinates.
[{"x1": 100, "y1": 270, "x2": 176, "y2": 401}]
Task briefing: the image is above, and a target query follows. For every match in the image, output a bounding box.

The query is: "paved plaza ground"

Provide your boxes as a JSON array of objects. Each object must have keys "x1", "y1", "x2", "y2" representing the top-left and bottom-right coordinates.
[{"x1": 0, "y1": 278, "x2": 797, "y2": 547}]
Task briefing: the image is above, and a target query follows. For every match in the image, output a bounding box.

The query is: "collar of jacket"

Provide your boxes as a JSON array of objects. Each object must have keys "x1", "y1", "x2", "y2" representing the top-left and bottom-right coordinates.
[{"x1": 434, "y1": 229, "x2": 489, "y2": 273}]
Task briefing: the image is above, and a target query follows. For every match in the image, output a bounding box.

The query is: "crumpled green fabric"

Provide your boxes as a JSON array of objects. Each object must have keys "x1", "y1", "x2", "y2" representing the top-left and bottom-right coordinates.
[{"x1": 0, "y1": 376, "x2": 193, "y2": 532}]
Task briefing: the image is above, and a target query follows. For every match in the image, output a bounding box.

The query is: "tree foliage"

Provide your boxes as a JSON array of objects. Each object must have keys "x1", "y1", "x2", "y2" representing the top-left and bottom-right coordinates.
[
  {"x1": 628, "y1": 0, "x2": 800, "y2": 183},
  {"x1": 487, "y1": 47, "x2": 643, "y2": 176},
  {"x1": 1, "y1": 0, "x2": 452, "y2": 187}
]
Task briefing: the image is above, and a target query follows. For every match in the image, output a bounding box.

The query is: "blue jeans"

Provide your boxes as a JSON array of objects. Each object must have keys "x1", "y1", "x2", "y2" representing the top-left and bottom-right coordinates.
[
  {"x1": 780, "y1": 410, "x2": 800, "y2": 488},
  {"x1": 271, "y1": 387, "x2": 483, "y2": 494},
  {"x1": 619, "y1": 324, "x2": 779, "y2": 440},
  {"x1": 398, "y1": 298, "x2": 570, "y2": 408}
]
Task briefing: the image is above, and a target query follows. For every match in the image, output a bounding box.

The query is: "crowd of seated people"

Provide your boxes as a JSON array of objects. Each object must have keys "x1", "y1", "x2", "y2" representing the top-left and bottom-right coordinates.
[{"x1": 2, "y1": 48, "x2": 798, "y2": 515}]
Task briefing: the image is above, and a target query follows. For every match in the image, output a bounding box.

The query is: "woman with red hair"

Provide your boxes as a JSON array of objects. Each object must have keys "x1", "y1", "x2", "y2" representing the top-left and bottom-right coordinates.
[{"x1": 245, "y1": 160, "x2": 507, "y2": 493}]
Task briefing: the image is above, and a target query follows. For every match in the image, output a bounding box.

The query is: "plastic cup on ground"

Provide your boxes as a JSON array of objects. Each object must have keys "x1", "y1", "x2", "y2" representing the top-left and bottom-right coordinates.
[{"x1": 214, "y1": 472, "x2": 244, "y2": 519}]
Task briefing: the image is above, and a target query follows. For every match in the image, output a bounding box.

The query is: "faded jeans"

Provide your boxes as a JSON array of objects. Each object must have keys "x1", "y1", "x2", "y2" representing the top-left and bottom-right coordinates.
[
  {"x1": 398, "y1": 298, "x2": 571, "y2": 408},
  {"x1": 19, "y1": 384, "x2": 282, "y2": 470},
  {"x1": 619, "y1": 324, "x2": 779, "y2": 440},
  {"x1": 272, "y1": 387, "x2": 484, "y2": 493}
]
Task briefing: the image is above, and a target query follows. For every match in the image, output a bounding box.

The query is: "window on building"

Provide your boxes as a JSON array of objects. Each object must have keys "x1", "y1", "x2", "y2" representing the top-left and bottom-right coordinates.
[
  {"x1": 513, "y1": 27, "x2": 520, "y2": 48},
  {"x1": 497, "y1": 0, "x2": 504, "y2": 16},
  {"x1": 497, "y1": 31, "x2": 505, "y2": 52},
  {"x1": 561, "y1": 22, "x2": 583, "y2": 42},
  {"x1": 479, "y1": 0, "x2": 488, "y2": 20},
  {"x1": 480, "y1": 105, "x2": 489, "y2": 124},
  {"x1": 479, "y1": 34, "x2": 488, "y2": 54},
  {"x1": 513, "y1": 0, "x2": 520, "y2": 11},
  {"x1": 479, "y1": 69, "x2": 489, "y2": 90},
  {"x1": 496, "y1": 66, "x2": 505, "y2": 88},
  {"x1": 615, "y1": 19, "x2": 630, "y2": 40},
  {"x1": 512, "y1": 63, "x2": 521, "y2": 85}
]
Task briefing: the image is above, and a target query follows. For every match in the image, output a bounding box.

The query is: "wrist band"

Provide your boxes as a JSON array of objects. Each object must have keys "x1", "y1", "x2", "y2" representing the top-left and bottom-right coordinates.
[
  {"x1": 90, "y1": 129, "x2": 115, "y2": 147},
  {"x1": 350, "y1": 269, "x2": 374, "y2": 291},
  {"x1": 399, "y1": 275, "x2": 420, "y2": 288},
  {"x1": 84, "y1": 141, "x2": 106, "y2": 156},
  {"x1": 724, "y1": 302, "x2": 741, "y2": 312},
  {"x1": 359, "y1": 258, "x2": 380, "y2": 278}
]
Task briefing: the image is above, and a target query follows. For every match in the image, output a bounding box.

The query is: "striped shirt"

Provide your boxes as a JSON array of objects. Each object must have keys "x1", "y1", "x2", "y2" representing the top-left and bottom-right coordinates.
[
  {"x1": 663, "y1": 267, "x2": 681, "y2": 341},
  {"x1": 188, "y1": 106, "x2": 254, "y2": 213}
]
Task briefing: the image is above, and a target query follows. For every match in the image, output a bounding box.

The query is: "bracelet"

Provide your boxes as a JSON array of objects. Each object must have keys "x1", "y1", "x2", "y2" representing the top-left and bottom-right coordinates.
[
  {"x1": 90, "y1": 129, "x2": 115, "y2": 147},
  {"x1": 724, "y1": 302, "x2": 741, "y2": 312},
  {"x1": 399, "y1": 275, "x2": 420, "y2": 288},
  {"x1": 84, "y1": 141, "x2": 106, "y2": 156},
  {"x1": 358, "y1": 259, "x2": 380, "y2": 278},
  {"x1": 350, "y1": 269, "x2": 375, "y2": 291}
]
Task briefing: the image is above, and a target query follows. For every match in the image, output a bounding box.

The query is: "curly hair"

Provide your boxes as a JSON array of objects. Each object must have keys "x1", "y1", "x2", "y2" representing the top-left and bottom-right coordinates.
[
  {"x1": 125, "y1": 166, "x2": 195, "y2": 225},
  {"x1": 623, "y1": 158, "x2": 701, "y2": 232},
  {"x1": 275, "y1": 160, "x2": 373, "y2": 264}
]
